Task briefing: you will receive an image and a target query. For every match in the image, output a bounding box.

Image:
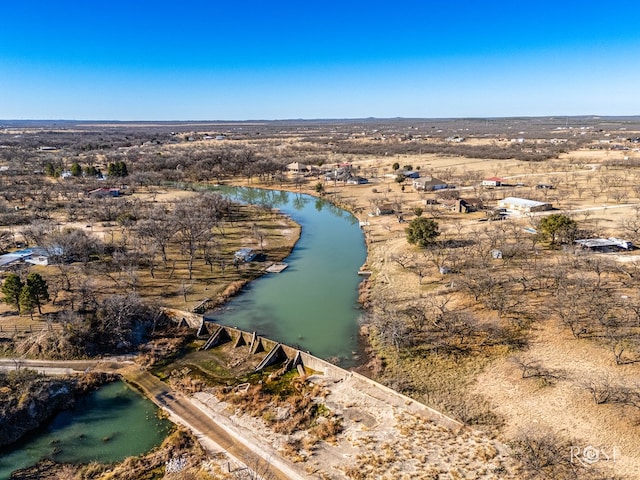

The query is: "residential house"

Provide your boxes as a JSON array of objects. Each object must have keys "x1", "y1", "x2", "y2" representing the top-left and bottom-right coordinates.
[
  {"x1": 87, "y1": 187, "x2": 120, "y2": 198},
  {"x1": 456, "y1": 198, "x2": 483, "y2": 213},
  {"x1": 375, "y1": 204, "x2": 395, "y2": 216},
  {"x1": 413, "y1": 176, "x2": 448, "y2": 191},
  {"x1": 436, "y1": 197, "x2": 482, "y2": 213},
  {"x1": 346, "y1": 176, "x2": 368, "y2": 185},
  {"x1": 287, "y1": 162, "x2": 310, "y2": 173},
  {"x1": 482, "y1": 177, "x2": 505, "y2": 187},
  {"x1": 575, "y1": 238, "x2": 633, "y2": 252},
  {"x1": 402, "y1": 171, "x2": 420, "y2": 179},
  {"x1": 0, "y1": 247, "x2": 50, "y2": 270}
]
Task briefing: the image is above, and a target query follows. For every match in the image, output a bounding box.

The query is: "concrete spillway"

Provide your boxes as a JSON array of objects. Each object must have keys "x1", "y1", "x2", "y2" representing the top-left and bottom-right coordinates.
[{"x1": 178, "y1": 312, "x2": 463, "y2": 432}]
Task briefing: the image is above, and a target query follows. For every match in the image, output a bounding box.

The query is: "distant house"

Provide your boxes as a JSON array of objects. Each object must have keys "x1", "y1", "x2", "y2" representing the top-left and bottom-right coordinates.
[
  {"x1": 87, "y1": 187, "x2": 120, "y2": 198},
  {"x1": 413, "y1": 176, "x2": 448, "y2": 191},
  {"x1": 375, "y1": 204, "x2": 395, "y2": 216},
  {"x1": 234, "y1": 248, "x2": 256, "y2": 263},
  {"x1": 482, "y1": 177, "x2": 505, "y2": 187},
  {"x1": 437, "y1": 197, "x2": 481, "y2": 213},
  {"x1": 498, "y1": 197, "x2": 552, "y2": 213},
  {"x1": 346, "y1": 176, "x2": 369, "y2": 185},
  {"x1": 325, "y1": 166, "x2": 358, "y2": 183},
  {"x1": 402, "y1": 171, "x2": 420, "y2": 179},
  {"x1": 456, "y1": 198, "x2": 483, "y2": 213},
  {"x1": 287, "y1": 162, "x2": 310, "y2": 173},
  {"x1": 0, "y1": 247, "x2": 50, "y2": 270},
  {"x1": 26, "y1": 255, "x2": 49, "y2": 266},
  {"x1": 575, "y1": 238, "x2": 633, "y2": 252}
]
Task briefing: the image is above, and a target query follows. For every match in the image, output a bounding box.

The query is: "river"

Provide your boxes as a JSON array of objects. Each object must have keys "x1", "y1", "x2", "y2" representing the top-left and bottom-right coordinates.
[
  {"x1": 0, "y1": 381, "x2": 172, "y2": 480},
  {"x1": 205, "y1": 187, "x2": 368, "y2": 365}
]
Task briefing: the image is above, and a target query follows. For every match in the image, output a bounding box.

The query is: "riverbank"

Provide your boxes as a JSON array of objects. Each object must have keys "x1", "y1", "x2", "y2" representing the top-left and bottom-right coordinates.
[{"x1": 0, "y1": 187, "x2": 302, "y2": 331}]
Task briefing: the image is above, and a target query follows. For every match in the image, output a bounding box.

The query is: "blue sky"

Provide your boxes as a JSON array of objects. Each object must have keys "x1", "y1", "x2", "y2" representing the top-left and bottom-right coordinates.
[{"x1": 1, "y1": 1, "x2": 639, "y2": 120}]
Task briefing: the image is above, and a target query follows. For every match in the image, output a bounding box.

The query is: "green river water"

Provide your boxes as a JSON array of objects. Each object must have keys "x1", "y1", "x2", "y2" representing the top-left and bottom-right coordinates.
[
  {"x1": 205, "y1": 187, "x2": 368, "y2": 365},
  {"x1": 0, "y1": 381, "x2": 172, "y2": 479}
]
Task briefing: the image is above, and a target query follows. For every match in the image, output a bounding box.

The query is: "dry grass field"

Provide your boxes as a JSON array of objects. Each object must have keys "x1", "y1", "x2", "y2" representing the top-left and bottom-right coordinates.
[
  {"x1": 210, "y1": 126, "x2": 640, "y2": 478},
  {"x1": 4, "y1": 118, "x2": 640, "y2": 478}
]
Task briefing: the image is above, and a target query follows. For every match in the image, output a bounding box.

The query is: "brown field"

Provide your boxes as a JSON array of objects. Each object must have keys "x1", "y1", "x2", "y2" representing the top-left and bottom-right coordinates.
[
  {"x1": 209, "y1": 130, "x2": 640, "y2": 478},
  {"x1": 3, "y1": 118, "x2": 640, "y2": 478}
]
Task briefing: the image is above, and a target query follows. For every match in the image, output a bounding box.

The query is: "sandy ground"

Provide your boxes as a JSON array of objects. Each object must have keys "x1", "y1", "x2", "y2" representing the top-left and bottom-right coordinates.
[
  {"x1": 474, "y1": 322, "x2": 640, "y2": 478},
  {"x1": 284, "y1": 145, "x2": 640, "y2": 479},
  {"x1": 191, "y1": 371, "x2": 520, "y2": 479}
]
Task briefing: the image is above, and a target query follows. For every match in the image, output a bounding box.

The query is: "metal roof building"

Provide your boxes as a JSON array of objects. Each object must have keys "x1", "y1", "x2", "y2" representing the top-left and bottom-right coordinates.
[{"x1": 498, "y1": 197, "x2": 552, "y2": 213}]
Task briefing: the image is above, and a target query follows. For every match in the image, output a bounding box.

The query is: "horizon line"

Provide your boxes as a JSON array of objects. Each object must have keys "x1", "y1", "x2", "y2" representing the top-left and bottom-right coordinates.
[{"x1": 2, "y1": 114, "x2": 640, "y2": 125}]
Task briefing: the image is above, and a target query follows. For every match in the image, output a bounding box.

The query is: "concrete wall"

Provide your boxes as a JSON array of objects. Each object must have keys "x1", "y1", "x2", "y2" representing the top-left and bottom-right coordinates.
[
  {"x1": 189, "y1": 318, "x2": 464, "y2": 431},
  {"x1": 163, "y1": 308, "x2": 203, "y2": 329}
]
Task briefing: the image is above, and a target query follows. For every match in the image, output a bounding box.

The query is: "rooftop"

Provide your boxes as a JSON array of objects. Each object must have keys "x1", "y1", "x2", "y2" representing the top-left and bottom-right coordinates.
[{"x1": 499, "y1": 197, "x2": 550, "y2": 208}]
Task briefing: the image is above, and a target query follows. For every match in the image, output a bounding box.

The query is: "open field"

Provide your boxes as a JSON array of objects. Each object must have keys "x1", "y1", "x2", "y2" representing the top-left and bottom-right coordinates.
[
  {"x1": 202, "y1": 118, "x2": 640, "y2": 479},
  {"x1": 3, "y1": 117, "x2": 640, "y2": 478}
]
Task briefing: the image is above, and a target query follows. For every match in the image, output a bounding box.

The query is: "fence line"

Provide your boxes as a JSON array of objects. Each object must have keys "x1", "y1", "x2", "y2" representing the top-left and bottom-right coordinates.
[{"x1": 0, "y1": 322, "x2": 61, "y2": 338}]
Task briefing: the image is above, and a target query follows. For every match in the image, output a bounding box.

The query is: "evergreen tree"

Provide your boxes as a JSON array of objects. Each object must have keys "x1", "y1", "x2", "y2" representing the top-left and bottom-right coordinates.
[
  {"x1": 1, "y1": 273, "x2": 24, "y2": 314},
  {"x1": 107, "y1": 161, "x2": 128, "y2": 177},
  {"x1": 19, "y1": 284, "x2": 37, "y2": 320},
  {"x1": 405, "y1": 217, "x2": 440, "y2": 248},
  {"x1": 26, "y1": 272, "x2": 49, "y2": 314},
  {"x1": 70, "y1": 162, "x2": 82, "y2": 177},
  {"x1": 84, "y1": 165, "x2": 99, "y2": 177},
  {"x1": 539, "y1": 214, "x2": 578, "y2": 246},
  {"x1": 44, "y1": 162, "x2": 56, "y2": 177}
]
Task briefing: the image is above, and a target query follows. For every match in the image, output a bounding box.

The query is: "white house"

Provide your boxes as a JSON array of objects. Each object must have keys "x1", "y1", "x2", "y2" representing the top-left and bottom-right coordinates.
[
  {"x1": 482, "y1": 177, "x2": 505, "y2": 187},
  {"x1": 498, "y1": 197, "x2": 552, "y2": 213}
]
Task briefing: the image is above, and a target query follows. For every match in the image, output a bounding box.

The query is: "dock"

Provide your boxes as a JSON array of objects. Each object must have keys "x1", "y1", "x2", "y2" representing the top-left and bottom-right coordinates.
[
  {"x1": 265, "y1": 262, "x2": 288, "y2": 273},
  {"x1": 358, "y1": 263, "x2": 372, "y2": 276}
]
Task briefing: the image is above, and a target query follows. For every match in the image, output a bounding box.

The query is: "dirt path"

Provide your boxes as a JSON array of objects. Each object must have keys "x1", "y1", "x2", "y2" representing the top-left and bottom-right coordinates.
[{"x1": 0, "y1": 357, "x2": 133, "y2": 374}]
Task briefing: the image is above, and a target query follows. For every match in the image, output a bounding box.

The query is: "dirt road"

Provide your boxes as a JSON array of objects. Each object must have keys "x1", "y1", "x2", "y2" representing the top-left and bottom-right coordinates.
[{"x1": 120, "y1": 366, "x2": 301, "y2": 480}]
